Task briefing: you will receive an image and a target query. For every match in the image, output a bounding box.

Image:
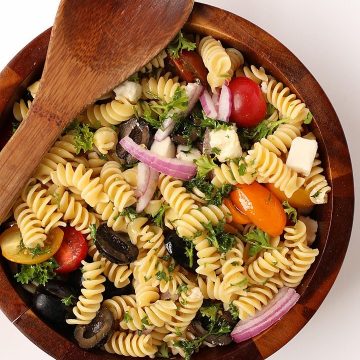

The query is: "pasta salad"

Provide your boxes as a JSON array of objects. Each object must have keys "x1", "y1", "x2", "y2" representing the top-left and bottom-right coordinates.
[{"x1": 0, "y1": 31, "x2": 330, "y2": 359}]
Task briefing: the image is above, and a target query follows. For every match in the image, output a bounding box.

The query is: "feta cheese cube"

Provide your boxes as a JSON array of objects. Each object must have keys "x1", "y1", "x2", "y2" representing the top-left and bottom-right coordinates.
[
  {"x1": 209, "y1": 126, "x2": 242, "y2": 162},
  {"x1": 286, "y1": 137, "x2": 318, "y2": 176},
  {"x1": 150, "y1": 137, "x2": 176, "y2": 158},
  {"x1": 113, "y1": 81, "x2": 142, "y2": 104},
  {"x1": 176, "y1": 145, "x2": 201, "y2": 163}
]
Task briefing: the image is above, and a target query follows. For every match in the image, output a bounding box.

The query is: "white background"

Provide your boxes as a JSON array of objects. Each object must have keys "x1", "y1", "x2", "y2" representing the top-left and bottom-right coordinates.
[{"x1": 0, "y1": 0, "x2": 359, "y2": 359}]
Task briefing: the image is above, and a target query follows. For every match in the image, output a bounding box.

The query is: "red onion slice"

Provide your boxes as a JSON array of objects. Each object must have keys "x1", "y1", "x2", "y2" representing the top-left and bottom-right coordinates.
[
  {"x1": 136, "y1": 163, "x2": 150, "y2": 197},
  {"x1": 218, "y1": 84, "x2": 232, "y2": 122},
  {"x1": 212, "y1": 92, "x2": 219, "y2": 114},
  {"x1": 231, "y1": 287, "x2": 300, "y2": 343},
  {"x1": 120, "y1": 137, "x2": 197, "y2": 180},
  {"x1": 136, "y1": 168, "x2": 159, "y2": 213},
  {"x1": 200, "y1": 90, "x2": 218, "y2": 119}
]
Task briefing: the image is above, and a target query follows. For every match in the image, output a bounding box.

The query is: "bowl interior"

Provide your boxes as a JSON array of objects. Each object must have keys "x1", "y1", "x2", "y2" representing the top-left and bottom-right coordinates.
[{"x1": 0, "y1": 3, "x2": 354, "y2": 360}]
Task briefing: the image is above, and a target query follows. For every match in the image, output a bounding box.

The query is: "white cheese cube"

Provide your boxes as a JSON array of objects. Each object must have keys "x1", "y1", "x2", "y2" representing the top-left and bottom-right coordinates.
[
  {"x1": 286, "y1": 137, "x2": 318, "y2": 176},
  {"x1": 209, "y1": 126, "x2": 242, "y2": 163},
  {"x1": 150, "y1": 137, "x2": 176, "y2": 158},
  {"x1": 176, "y1": 145, "x2": 201, "y2": 163},
  {"x1": 113, "y1": 81, "x2": 142, "y2": 104}
]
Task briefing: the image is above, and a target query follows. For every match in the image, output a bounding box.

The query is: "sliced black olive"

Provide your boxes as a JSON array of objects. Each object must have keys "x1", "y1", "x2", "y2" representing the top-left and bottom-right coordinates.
[
  {"x1": 74, "y1": 306, "x2": 114, "y2": 349},
  {"x1": 116, "y1": 118, "x2": 151, "y2": 164},
  {"x1": 164, "y1": 231, "x2": 198, "y2": 272},
  {"x1": 37, "y1": 280, "x2": 74, "y2": 300},
  {"x1": 95, "y1": 224, "x2": 138, "y2": 264},
  {"x1": 33, "y1": 293, "x2": 72, "y2": 328},
  {"x1": 103, "y1": 279, "x2": 134, "y2": 299}
]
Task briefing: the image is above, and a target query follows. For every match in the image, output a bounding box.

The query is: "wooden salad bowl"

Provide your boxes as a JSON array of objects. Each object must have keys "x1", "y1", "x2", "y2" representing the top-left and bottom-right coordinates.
[{"x1": 0, "y1": 3, "x2": 354, "y2": 360}]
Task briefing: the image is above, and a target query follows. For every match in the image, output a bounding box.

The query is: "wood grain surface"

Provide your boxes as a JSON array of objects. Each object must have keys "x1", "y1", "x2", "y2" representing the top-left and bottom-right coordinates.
[
  {"x1": 0, "y1": 0, "x2": 194, "y2": 222},
  {"x1": 0, "y1": 2, "x2": 354, "y2": 360}
]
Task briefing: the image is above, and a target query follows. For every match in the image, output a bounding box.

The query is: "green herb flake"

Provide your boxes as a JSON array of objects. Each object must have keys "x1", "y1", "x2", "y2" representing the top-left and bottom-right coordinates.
[
  {"x1": 175, "y1": 327, "x2": 182, "y2": 336},
  {"x1": 282, "y1": 201, "x2": 298, "y2": 223},
  {"x1": 156, "y1": 271, "x2": 169, "y2": 282},
  {"x1": 152, "y1": 204, "x2": 170, "y2": 228},
  {"x1": 167, "y1": 31, "x2": 196, "y2": 59},
  {"x1": 203, "y1": 221, "x2": 237, "y2": 254},
  {"x1": 229, "y1": 302, "x2": 239, "y2": 320},
  {"x1": 238, "y1": 161, "x2": 247, "y2": 176},
  {"x1": 177, "y1": 284, "x2": 189, "y2": 295},
  {"x1": 304, "y1": 111, "x2": 313, "y2": 125},
  {"x1": 89, "y1": 224, "x2": 97, "y2": 242},
  {"x1": 184, "y1": 240, "x2": 195, "y2": 268},
  {"x1": 231, "y1": 277, "x2": 248, "y2": 288},
  {"x1": 124, "y1": 311, "x2": 133, "y2": 323},
  {"x1": 242, "y1": 228, "x2": 276, "y2": 257},
  {"x1": 61, "y1": 294, "x2": 76, "y2": 306},
  {"x1": 195, "y1": 155, "x2": 217, "y2": 179},
  {"x1": 120, "y1": 207, "x2": 139, "y2": 221},
  {"x1": 141, "y1": 315, "x2": 151, "y2": 329},
  {"x1": 156, "y1": 343, "x2": 170, "y2": 359},
  {"x1": 14, "y1": 258, "x2": 58, "y2": 286}
]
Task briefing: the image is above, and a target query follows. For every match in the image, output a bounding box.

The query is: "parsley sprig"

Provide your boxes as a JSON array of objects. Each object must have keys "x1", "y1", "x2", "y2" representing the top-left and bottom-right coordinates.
[
  {"x1": 194, "y1": 155, "x2": 217, "y2": 178},
  {"x1": 202, "y1": 221, "x2": 237, "y2": 254},
  {"x1": 282, "y1": 201, "x2": 298, "y2": 223},
  {"x1": 14, "y1": 258, "x2": 58, "y2": 286},
  {"x1": 61, "y1": 294, "x2": 76, "y2": 306},
  {"x1": 152, "y1": 204, "x2": 170, "y2": 228},
  {"x1": 241, "y1": 228, "x2": 276, "y2": 257},
  {"x1": 167, "y1": 31, "x2": 196, "y2": 59},
  {"x1": 67, "y1": 121, "x2": 94, "y2": 154}
]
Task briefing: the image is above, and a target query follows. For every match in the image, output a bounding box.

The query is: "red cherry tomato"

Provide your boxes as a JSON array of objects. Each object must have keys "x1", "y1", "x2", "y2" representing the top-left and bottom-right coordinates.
[
  {"x1": 170, "y1": 50, "x2": 208, "y2": 85},
  {"x1": 54, "y1": 227, "x2": 88, "y2": 273},
  {"x1": 229, "y1": 77, "x2": 267, "y2": 127}
]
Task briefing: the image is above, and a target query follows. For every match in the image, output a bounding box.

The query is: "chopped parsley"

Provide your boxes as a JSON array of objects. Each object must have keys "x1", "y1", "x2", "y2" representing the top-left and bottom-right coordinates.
[
  {"x1": 124, "y1": 311, "x2": 133, "y2": 323},
  {"x1": 228, "y1": 302, "x2": 239, "y2": 320},
  {"x1": 184, "y1": 240, "x2": 195, "y2": 268},
  {"x1": 198, "y1": 111, "x2": 233, "y2": 131},
  {"x1": 152, "y1": 204, "x2": 170, "y2": 228},
  {"x1": 89, "y1": 224, "x2": 97, "y2": 242},
  {"x1": 167, "y1": 31, "x2": 196, "y2": 59},
  {"x1": 194, "y1": 155, "x2": 217, "y2": 179},
  {"x1": 156, "y1": 343, "x2": 170, "y2": 358},
  {"x1": 61, "y1": 294, "x2": 76, "y2": 306},
  {"x1": 282, "y1": 201, "x2": 298, "y2": 223},
  {"x1": 14, "y1": 258, "x2": 58, "y2": 286},
  {"x1": 175, "y1": 303, "x2": 232, "y2": 360},
  {"x1": 202, "y1": 221, "x2": 237, "y2": 254},
  {"x1": 304, "y1": 111, "x2": 313, "y2": 125},
  {"x1": 241, "y1": 228, "x2": 276, "y2": 257},
  {"x1": 156, "y1": 271, "x2": 169, "y2": 282},
  {"x1": 120, "y1": 206, "x2": 139, "y2": 221},
  {"x1": 177, "y1": 284, "x2": 189, "y2": 295},
  {"x1": 141, "y1": 315, "x2": 151, "y2": 329},
  {"x1": 70, "y1": 121, "x2": 94, "y2": 154},
  {"x1": 128, "y1": 72, "x2": 140, "y2": 83},
  {"x1": 238, "y1": 161, "x2": 247, "y2": 176}
]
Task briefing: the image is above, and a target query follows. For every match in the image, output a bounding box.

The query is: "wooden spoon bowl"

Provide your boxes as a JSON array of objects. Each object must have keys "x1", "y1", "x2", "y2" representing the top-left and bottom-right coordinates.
[{"x1": 0, "y1": 3, "x2": 354, "y2": 360}]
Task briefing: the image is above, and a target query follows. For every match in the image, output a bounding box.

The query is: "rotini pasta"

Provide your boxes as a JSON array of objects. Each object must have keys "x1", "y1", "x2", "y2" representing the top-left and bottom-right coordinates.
[{"x1": 93, "y1": 127, "x2": 118, "y2": 154}]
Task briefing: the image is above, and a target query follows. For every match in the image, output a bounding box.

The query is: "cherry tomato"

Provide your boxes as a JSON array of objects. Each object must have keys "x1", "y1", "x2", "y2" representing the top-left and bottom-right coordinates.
[
  {"x1": 229, "y1": 77, "x2": 267, "y2": 127},
  {"x1": 170, "y1": 50, "x2": 208, "y2": 85},
  {"x1": 0, "y1": 226, "x2": 64, "y2": 265},
  {"x1": 266, "y1": 184, "x2": 313, "y2": 209},
  {"x1": 54, "y1": 227, "x2": 88, "y2": 273},
  {"x1": 223, "y1": 198, "x2": 251, "y2": 225},
  {"x1": 230, "y1": 182, "x2": 286, "y2": 237}
]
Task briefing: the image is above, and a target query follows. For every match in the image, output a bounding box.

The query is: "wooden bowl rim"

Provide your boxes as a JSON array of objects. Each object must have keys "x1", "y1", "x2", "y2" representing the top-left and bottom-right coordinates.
[{"x1": 0, "y1": 3, "x2": 354, "y2": 360}]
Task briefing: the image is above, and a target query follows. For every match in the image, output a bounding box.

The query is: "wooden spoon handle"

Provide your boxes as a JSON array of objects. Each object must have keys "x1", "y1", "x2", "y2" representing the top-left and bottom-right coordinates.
[{"x1": 0, "y1": 101, "x2": 70, "y2": 222}]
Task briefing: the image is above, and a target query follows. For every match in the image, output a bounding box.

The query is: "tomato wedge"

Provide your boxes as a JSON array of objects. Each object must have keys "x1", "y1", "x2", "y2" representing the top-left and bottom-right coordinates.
[
  {"x1": 0, "y1": 226, "x2": 64, "y2": 265},
  {"x1": 223, "y1": 198, "x2": 251, "y2": 225},
  {"x1": 54, "y1": 227, "x2": 88, "y2": 273},
  {"x1": 230, "y1": 182, "x2": 286, "y2": 237},
  {"x1": 170, "y1": 50, "x2": 208, "y2": 85},
  {"x1": 265, "y1": 183, "x2": 313, "y2": 209}
]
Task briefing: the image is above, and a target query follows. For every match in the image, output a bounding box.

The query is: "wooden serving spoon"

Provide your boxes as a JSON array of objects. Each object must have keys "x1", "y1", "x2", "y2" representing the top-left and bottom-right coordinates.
[{"x1": 0, "y1": 0, "x2": 193, "y2": 222}]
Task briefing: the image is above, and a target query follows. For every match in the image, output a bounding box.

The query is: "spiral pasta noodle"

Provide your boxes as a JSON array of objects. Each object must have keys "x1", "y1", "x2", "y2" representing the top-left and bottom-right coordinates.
[
  {"x1": 283, "y1": 220, "x2": 307, "y2": 248},
  {"x1": 100, "y1": 161, "x2": 136, "y2": 212},
  {"x1": 94, "y1": 201, "x2": 129, "y2": 233},
  {"x1": 280, "y1": 243, "x2": 319, "y2": 287},
  {"x1": 88, "y1": 241, "x2": 132, "y2": 288},
  {"x1": 226, "y1": 48, "x2": 244, "y2": 78},
  {"x1": 49, "y1": 185, "x2": 98, "y2": 238},
  {"x1": 105, "y1": 332, "x2": 157, "y2": 358},
  {"x1": 119, "y1": 300, "x2": 178, "y2": 331},
  {"x1": 86, "y1": 151, "x2": 107, "y2": 177},
  {"x1": 199, "y1": 36, "x2": 232, "y2": 91},
  {"x1": 158, "y1": 174, "x2": 197, "y2": 217},
  {"x1": 175, "y1": 204, "x2": 231, "y2": 239},
  {"x1": 266, "y1": 79, "x2": 309, "y2": 124},
  {"x1": 51, "y1": 163, "x2": 109, "y2": 207},
  {"x1": 259, "y1": 123, "x2": 303, "y2": 156},
  {"x1": 93, "y1": 127, "x2": 118, "y2": 155},
  {"x1": 22, "y1": 181, "x2": 65, "y2": 234},
  {"x1": 304, "y1": 158, "x2": 331, "y2": 204},
  {"x1": 67, "y1": 260, "x2": 106, "y2": 325},
  {"x1": 14, "y1": 202, "x2": 47, "y2": 249},
  {"x1": 103, "y1": 295, "x2": 137, "y2": 320},
  {"x1": 34, "y1": 134, "x2": 77, "y2": 184},
  {"x1": 84, "y1": 97, "x2": 135, "y2": 128},
  {"x1": 211, "y1": 158, "x2": 256, "y2": 187},
  {"x1": 142, "y1": 72, "x2": 182, "y2": 103},
  {"x1": 133, "y1": 281, "x2": 160, "y2": 307},
  {"x1": 239, "y1": 65, "x2": 269, "y2": 84},
  {"x1": 13, "y1": 98, "x2": 32, "y2": 122},
  {"x1": 246, "y1": 142, "x2": 305, "y2": 198},
  {"x1": 140, "y1": 49, "x2": 167, "y2": 73}
]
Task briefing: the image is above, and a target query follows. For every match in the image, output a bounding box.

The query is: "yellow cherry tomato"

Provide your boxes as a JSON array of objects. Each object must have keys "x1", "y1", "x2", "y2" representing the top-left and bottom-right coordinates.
[
  {"x1": 265, "y1": 184, "x2": 313, "y2": 209},
  {"x1": 0, "y1": 226, "x2": 64, "y2": 265}
]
